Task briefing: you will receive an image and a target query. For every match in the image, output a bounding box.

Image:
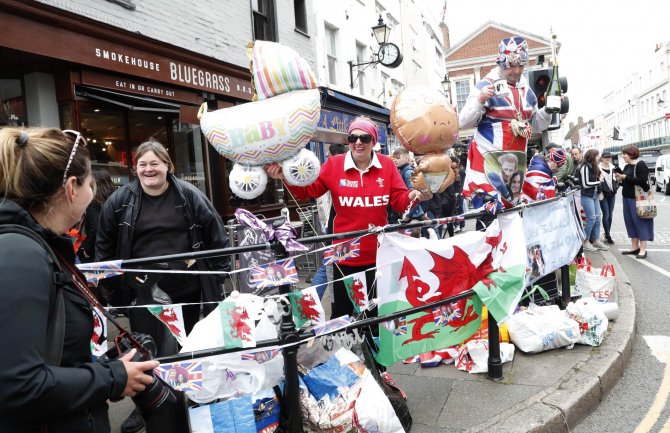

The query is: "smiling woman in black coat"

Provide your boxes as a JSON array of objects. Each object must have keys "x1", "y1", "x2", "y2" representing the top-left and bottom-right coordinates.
[{"x1": 0, "y1": 128, "x2": 158, "y2": 433}]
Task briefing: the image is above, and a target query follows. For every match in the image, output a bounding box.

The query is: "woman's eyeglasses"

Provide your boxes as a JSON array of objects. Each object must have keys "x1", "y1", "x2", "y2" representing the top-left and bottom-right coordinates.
[
  {"x1": 62, "y1": 130, "x2": 87, "y2": 186},
  {"x1": 346, "y1": 134, "x2": 373, "y2": 144}
]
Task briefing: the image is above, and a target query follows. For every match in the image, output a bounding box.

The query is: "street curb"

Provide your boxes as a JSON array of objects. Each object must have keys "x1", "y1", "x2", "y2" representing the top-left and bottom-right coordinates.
[{"x1": 467, "y1": 250, "x2": 636, "y2": 433}]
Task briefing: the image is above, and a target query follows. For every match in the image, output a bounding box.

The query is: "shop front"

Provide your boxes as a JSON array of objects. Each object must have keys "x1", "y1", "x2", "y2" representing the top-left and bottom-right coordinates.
[{"x1": 0, "y1": 2, "x2": 294, "y2": 218}]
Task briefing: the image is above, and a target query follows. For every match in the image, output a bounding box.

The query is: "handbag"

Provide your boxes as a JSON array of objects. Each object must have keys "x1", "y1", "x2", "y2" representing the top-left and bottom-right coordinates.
[
  {"x1": 633, "y1": 163, "x2": 657, "y2": 219},
  {"x1": 573, "y1": 258, "x2": 616, "y2": 301}
]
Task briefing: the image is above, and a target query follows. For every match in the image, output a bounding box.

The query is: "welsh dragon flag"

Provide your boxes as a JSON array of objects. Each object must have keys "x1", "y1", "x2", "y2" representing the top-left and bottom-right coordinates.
[
  {"x1": 288, "y1": 287, "x2": 326, "y2": 329},
  {"x1": 147, "y1": 305, "x2": 187, "y2": 346},
  {"x1": 344, "y1": 271, "x2": 369, "y2": 314},
  {"x1": 219, "y1": 298, "x2": 258, "y2": 349},
  {"x1": 375, "y1": 213, "x2": 526, "y2": 366}
]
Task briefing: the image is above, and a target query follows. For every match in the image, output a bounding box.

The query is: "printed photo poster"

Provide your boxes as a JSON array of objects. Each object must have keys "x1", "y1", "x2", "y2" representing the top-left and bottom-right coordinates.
[
  {"x1": 249, "y1": 258, "x2": 299, "y2": 289},
  {"x1": 343, "y1": 271, "x2": 369, "y2": 314},
  {"x1": 155, "y1": 361, "x2": 203, "y2": 392},
  {"x1": 322, "y1": 238, "x2": 361, "y2": 266},
  {"x1": 236, "y1": 226, "x2": 278, "y2": 296},
  {"x1": 483, "y1": 150, "x2": 526, "y2": 207},
  {"x1": 523, "y1": 195, "x2": 585, "y2": 286}
]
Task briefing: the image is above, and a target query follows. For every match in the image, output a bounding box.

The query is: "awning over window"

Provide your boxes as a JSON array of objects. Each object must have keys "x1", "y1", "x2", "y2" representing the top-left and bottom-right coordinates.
[{"x1": 75, "y1": 86, "x2": 181, "y2": 113}]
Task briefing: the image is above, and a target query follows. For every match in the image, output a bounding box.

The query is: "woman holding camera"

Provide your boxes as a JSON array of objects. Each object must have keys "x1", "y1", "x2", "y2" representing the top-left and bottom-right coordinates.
[{"x1": 0, "y1": 128, "x2": 158, "y2": 433}]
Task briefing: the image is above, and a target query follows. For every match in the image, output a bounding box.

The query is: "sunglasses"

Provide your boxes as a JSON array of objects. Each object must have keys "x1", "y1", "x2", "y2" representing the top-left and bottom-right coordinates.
[
  {"x1": 346, "y1": 134, "x2": 373, "y2": 144},
  {"x1": 62, "y1": 130, "x2": 87, "y2": 186}
]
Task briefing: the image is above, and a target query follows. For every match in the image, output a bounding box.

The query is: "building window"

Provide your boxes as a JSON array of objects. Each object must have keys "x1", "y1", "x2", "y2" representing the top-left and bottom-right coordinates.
[
  {"x1": 325, "y1": 24, "x2": 338, "y2": 85},
  {"x1": 455, "y1": 79, "x2": 470, "y2": 113},
  {"x1": 252, "y1": 0, "x2": 277, "y2": 41},
  {"x1": 294, "y1": 0, "x2": 308, "y2": 33},
  {"x1": 356, "y1": 42, "x2": 367, "y2": 95},
  {"x1": 0, "y1": 79, "x2": 26, "y2": 127}
]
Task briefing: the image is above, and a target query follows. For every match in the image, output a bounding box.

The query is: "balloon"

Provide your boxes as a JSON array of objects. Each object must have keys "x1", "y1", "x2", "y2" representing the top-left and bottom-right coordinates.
[
  {"x1": 410, "y1": 152, "x2": 458, "y2": 193},
  {"x1": 390, "y1": 87, "x2": 459, "y2": 155},
  {"x1": 248, "y1": 41, "x2": 318, "y2": 100},
  {"x1": 199, "y1": 88, "x2": 320, "y2": 166},
  {"x1": 199, "y1": 41, "x2": 322, "y2": 200}
]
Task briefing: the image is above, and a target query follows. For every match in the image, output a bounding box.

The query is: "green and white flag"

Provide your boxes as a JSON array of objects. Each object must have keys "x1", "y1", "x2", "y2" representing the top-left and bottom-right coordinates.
[
  {"x1": 288, "y1": 286, "x2": 326, "y2": 329},
  {"x1": 147, "y1": 305, "x2": 187, "y2": 346},
  {"x1": 375, "y1": 212, "x2": 526, "y2": 366},
  {"x1": 219, "y1": 298, "x2": 258, "y2": 349},
  {"x1": 344, "y1": 271, "x2": 369, "y2": 314}
]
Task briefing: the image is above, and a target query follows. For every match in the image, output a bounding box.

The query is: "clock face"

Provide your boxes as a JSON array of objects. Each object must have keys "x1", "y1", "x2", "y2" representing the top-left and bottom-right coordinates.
[{"x1": 378, "y1": 43, "x2": 402, "y2": 68}]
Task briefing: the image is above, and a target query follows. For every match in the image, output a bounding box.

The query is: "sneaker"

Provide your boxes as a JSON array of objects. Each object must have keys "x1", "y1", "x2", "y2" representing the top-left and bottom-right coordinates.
[
  {"x1": 121, "y1": 409, "x2": 145, "y2": 433},
  {"x1": 583, "y1": 241, "x2": 598, "y2": 252},
  {"x1": 605, "y1": 236, "x2": 615, "y2": 245},
  {"x1": 592, "y1": 240, "x2": 610, "y2": 250}
]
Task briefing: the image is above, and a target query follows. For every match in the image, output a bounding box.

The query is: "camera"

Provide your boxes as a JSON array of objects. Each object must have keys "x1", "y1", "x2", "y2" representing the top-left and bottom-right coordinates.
[
  {"x1": 557, "y1": 175, "x2": 580, "y2": 192},
  {"x1": 99, "y1": 332, "x2": 176, "y2": 412}
]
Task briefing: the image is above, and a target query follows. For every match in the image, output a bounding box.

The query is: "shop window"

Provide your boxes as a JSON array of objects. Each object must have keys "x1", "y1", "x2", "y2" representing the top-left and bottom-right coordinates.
[
  {"x1": 252, "y1": 0, "x2": 277, "y2": 41},
  {"x1": 294, "y1": 0, "x2": 308, "y2": 34},
  {"x1": 172, "y1": 120, "x2": 208, "y2": 195},
  {"x1": 0, "y1": 79, "x2": 27, "y2": 127}
]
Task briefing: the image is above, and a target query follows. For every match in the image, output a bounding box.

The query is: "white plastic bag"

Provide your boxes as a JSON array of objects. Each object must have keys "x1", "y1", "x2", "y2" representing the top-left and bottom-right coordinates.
[
  {"x1": 574, "y1": 261, "x2": 616, "y2": 301},
  {"x1": 455, "y1": 339, "x2": 515, "y2": 374},
  {"x1": 566, "y1": 298, "x2": 609, "y2": 346},
  {"x1": 506, "y1": 304, "x2": 581, "y2": 353}
]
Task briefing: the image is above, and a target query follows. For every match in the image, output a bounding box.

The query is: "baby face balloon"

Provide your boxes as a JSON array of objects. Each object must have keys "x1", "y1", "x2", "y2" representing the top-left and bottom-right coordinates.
[{"x1": 390, "y1": 87, "x2": 459, "y2": 154}]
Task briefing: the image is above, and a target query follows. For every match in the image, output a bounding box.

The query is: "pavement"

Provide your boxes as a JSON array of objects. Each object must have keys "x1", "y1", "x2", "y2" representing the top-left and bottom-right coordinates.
[{"x1": 384, "y1": 247, "x2": 635, "y2": 433}]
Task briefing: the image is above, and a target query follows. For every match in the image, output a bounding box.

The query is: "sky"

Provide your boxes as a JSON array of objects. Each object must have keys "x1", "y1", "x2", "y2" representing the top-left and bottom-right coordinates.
[{"x1": 430, "y1": 0, "x2": 670, "y2": 125}]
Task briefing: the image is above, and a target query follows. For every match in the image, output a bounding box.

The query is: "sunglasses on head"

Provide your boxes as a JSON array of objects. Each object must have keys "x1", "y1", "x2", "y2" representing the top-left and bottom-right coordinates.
[
  {"x1": 346, "y1": 134, "x2": 373, "y2": 144},
  {"x1": 62, "y1": 130, "x2": 87, "y2": 186}
]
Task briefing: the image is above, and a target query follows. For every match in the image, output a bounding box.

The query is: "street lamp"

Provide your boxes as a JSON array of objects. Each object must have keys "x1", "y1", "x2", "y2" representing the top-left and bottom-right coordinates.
[
  {"x1": 441, "y1": 73, "x2": 451, "y2": 103},
  {"x1": 348, "y1": 15, "x2": 403, "y2": 89},
  {"x1": 371, "y1": 15, "x2": 389, "y2": 46}
]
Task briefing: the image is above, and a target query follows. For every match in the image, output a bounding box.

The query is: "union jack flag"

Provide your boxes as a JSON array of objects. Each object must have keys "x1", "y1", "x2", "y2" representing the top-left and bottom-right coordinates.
[
  {"x1": 240, "y1": 348, "x2": 282, "y2": 364},
  {"x1": 381, "y1": 316, "x2": 407, "y2": 336},
  {"x1": 521, "y1": 155, "x2": 557, "y2": 202},
  {"x1": 432, "y1": 302, "x2": 463, "y2": 327},
  {"x1": 249, "y1": 258, "x2": 298, "y2": 288},
  {"x1": 155, "y1": 361, "x2": 203, "y2": 391},
  {"x1": 322, "y1": 239, "x2": 361, "y2": 266}
]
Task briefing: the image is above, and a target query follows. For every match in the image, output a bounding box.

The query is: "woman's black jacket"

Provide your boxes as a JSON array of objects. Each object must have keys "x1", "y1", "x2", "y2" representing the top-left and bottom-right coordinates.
[
  {"x1": 95, "y1": 174, "x2": 231, "y2": 315},
  {"x1": 0, "y1": 200, "x2": 127, "y2": 433}
]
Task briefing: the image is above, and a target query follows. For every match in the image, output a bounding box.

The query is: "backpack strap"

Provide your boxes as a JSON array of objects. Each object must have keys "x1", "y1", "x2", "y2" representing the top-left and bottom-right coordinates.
[{"x1": 0, "y1": 224, "x2": 66, "y2": 366}]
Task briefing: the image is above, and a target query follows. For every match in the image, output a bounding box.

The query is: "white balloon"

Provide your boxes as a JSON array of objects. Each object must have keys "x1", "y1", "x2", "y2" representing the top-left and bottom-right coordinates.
[
  {"x1": 229, "y1": 164, "x2": 268, "y2": 200},
  {"x1": 281, "y1": 148, "x2": 321, "y2": 186}
]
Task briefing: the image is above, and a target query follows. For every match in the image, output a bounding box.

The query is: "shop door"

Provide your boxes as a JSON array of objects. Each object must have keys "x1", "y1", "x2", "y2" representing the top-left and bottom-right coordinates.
[{"x1": 78, "y1": 100, "x2": 208, "y2": 196}]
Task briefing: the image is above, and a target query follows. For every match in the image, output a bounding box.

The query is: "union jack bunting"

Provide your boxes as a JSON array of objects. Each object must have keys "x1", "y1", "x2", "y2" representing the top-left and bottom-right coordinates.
[
  {"x1": 322, "y1": 238, "x2": 361, "y2": 266},
  {"x1": 249, "y1": 258, "x2": 298, "y2": 289},
  {"x1": 240, "y1": 348, "x2": 282, "y2": 364},
  {"x1": 155, "y1": 361, "x2": 203, "y2": 391}
]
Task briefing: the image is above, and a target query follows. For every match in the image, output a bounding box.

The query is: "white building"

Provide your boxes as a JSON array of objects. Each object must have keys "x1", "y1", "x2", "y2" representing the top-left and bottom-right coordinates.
[
  {"x1": 602, "y1": 42, "x2": 670, "y2": 152},
  {"x1": 312, "y1": 0, "x2": 446, "y2": 106}
]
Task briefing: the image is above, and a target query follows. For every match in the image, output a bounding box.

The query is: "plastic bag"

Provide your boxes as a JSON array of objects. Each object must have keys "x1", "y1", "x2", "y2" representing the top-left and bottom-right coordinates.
[
  {"x1": 299, "y1": 348, "x2": 405, "y2": 433},
  {"x1": 574, "y1": 259, "x2": 616, "y2": 301},
  {"x1": 506, "y1": 304, "x2": 580, "y2": 353},
  {"x1": 565, "y1": 298, "x2": 609, "y2": 346},
  {"x1": 455, "y1": 339, "x2": 515, "y2": 374}
]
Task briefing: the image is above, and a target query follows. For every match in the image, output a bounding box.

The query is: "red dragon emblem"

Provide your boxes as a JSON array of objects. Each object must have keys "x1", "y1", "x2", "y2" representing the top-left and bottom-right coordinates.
[
  {"x1": 348, "y1": 278, "x2": 367, "y2": 307},
  {"x1": 297, "y1": 293, "x2": 321, "y2": 321},
  {"x1": 400, "y1": 245, "x2": 501, "y2": 345},
  {"x1": 229, "y1": 306, "x2": 253, "y2": 341},
  {"x1": 159, "y1": 308, "x2": 183, "y2": 337}
]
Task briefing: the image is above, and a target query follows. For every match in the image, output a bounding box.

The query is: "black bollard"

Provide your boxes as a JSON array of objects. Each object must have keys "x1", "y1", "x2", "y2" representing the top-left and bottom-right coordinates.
[
  {"x1": 278, "y1": 282, "x2": 304, "y2": 433},
  {"x1": 560, "y1": 264, "x2": 571, "y2": 308},
  {"x1": 487, "y1": 313, "x2": 503, "y2": 380}
]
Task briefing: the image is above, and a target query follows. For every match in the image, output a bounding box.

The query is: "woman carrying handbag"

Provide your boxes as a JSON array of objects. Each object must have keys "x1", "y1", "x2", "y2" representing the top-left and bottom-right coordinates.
[{"x1": 614, "y1": 145, "x2": 654, "y2": 259}]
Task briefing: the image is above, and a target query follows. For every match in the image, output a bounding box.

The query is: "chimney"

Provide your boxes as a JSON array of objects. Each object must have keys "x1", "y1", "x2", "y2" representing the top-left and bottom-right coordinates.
[{"x1": 439, "y1": 21, "x2": 450, "y2": 51}]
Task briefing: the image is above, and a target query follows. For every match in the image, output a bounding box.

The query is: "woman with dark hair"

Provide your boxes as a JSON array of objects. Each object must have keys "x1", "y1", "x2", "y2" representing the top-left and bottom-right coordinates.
[
  {"x1": 614, "y1": 145, "x2": 654, "y2": 258},
  {"x1": 0, "y1": 128, "x2": 157, "y2": 433},
  {"x1": 507, "y1": 171, "x2": 522, "y2": 203},
  {"x1": 578, "y1": 149, "x2": 608, "y2": 251},
  {"x1": 77, "y1": 168, "x2": 116, "y2": 263}
]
